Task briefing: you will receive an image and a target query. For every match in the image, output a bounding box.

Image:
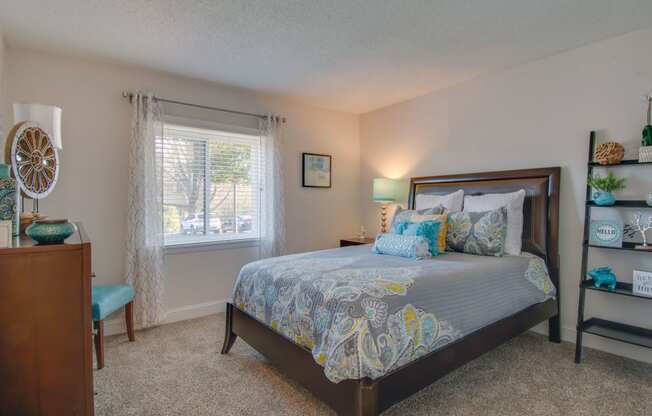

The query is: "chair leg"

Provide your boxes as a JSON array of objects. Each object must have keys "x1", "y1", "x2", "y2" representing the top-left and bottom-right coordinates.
[
  {"x1": 125, "y1": 301, "x2": 135, "y2": 342},
  {"x1": 94, "y1": 320, "x2": 105, "y2": 370}
]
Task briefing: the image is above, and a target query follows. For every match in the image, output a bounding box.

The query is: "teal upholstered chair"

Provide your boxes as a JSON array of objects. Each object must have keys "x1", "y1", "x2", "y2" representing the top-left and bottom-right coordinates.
[{"x1": 92, "y1": 285, "x2": 135, "y2": 369}]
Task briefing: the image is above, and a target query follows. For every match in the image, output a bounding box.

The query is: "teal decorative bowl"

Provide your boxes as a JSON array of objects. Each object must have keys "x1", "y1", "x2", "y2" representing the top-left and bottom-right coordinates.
[
  {"x1": 592, "y1": 191, "x2": 616, "y2": 206},
  {"x1": 26, "y1": 220, "x2": 76, "y2": 244}
]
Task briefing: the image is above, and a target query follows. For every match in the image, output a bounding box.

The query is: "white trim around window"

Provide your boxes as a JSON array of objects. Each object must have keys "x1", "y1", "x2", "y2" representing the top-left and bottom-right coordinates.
[{"x1": 158, "y1": 115, "x2": 264, "y2": 252}]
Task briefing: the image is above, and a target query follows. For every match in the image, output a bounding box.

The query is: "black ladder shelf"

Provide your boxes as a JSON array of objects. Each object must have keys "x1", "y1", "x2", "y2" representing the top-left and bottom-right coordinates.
[{"x1": 575, "y1": 131, "x2": 652, "y2": 363}]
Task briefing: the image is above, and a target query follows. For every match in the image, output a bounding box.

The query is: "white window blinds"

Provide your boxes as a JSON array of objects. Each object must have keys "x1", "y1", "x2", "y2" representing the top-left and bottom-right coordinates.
[{"x1": 158, "y1": 123, "x2": 262, "y2": 246}]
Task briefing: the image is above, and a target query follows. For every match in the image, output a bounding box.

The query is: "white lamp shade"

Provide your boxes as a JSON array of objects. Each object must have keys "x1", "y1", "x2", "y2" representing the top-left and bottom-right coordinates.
[{"x1": 13, "y1": 103, "x2": 63, "y2": 150}]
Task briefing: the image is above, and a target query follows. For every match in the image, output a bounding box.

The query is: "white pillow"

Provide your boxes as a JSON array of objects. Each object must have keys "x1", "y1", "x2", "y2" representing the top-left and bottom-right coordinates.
[
  {"x1": 415, "y1": 190, "x2": 464, "y2": 212},
  {"x1": 463, "y1": 189, "x2": 526, "y2": 255}
]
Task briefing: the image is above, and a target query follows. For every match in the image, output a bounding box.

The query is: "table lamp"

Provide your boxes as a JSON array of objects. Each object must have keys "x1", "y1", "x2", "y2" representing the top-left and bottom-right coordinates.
[{"x1": 372, "y1": 178, "x2": 407, "y2": 233}]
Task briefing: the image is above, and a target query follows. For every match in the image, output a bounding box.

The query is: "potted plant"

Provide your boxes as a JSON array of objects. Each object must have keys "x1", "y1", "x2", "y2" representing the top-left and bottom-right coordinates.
[
  {"x1": 641, "y1": 94, "x2": 652, "y2": 162},
  {"x1": 587, "y1": 172, "x2": 626, "y2": 206}
]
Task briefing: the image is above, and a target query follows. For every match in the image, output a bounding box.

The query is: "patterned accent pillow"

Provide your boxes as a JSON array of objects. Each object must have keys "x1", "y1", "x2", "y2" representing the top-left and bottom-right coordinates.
[
  {"x1": 446, "y1": 208, "x2": 508, "y2": 257},
  {"x1": 392, "y1": 205, "x2": 445, "y2": 229},
  {"x1": 372, "y1": 233, "x2": 431, "y2": 260},
  {"x1": 393, "y1": 220, "x2": 442, "y2": 256}
]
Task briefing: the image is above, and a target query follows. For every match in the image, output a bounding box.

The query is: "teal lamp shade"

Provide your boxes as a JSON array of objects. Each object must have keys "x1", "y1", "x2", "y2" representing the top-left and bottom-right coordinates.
[
  {"x1": 373, "y1": 177, "x2": 408, "y2": 233},
  {"x1": 373, "y1": 178, "x2": 408, "y2": 203},
  {"x1": 372, "y1": 178, "x2": 397, "y2": 203}
]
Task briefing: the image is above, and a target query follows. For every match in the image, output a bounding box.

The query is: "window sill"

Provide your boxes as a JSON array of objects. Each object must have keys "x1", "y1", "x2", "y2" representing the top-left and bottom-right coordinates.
[{"x1": 164, "y1": 238, "x2": 260, "y2": 255}]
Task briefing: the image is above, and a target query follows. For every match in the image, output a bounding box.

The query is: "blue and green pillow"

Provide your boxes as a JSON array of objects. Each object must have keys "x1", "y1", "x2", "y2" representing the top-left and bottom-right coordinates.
[{"x1": 392, "y1": 220, "x2": 442, "y2": 256}]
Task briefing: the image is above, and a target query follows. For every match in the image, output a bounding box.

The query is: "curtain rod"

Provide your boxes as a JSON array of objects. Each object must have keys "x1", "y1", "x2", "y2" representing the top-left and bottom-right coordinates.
[{"x1": 121, "y1": 91, "x2": 286, "y2": 123}]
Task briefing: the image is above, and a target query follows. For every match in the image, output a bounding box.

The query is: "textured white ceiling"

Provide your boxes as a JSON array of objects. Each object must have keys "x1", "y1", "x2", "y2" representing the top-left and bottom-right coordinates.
[{"x1": 1, "y1": 1, "x2": 651, "y2": 113}]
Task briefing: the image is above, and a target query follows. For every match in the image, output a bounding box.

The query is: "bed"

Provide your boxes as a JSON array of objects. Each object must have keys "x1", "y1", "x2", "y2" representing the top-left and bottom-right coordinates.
[{"x1": 221, "y1": 167, "x2": 561, "y2": 416}]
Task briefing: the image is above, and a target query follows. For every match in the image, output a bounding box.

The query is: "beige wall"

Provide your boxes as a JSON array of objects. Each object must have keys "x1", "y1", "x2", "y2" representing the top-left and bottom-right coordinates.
[
  {"x1": 4, "y1": 27, "x2": 651, "y2": 363},
  {"x1": 360, "y1": 28, "x2": 652, "y2": 363},
  {"x1": 3, "y1": 47, "x2": 361, "y2": 329}
]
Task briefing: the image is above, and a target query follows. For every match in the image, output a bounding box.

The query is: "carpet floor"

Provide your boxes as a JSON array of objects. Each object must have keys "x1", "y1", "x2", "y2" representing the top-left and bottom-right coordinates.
[{"x1": 95, "y1": 314, "x2": 652, "y2": 416}]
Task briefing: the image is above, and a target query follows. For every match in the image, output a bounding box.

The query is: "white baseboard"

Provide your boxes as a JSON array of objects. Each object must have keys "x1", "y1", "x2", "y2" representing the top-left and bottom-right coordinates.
[
  {"x1": 104, "y1": 299, "x2": 227, "y2": 336},
  {"x1": 164, "y1": 300, "x2": 227, "y2": 324}
]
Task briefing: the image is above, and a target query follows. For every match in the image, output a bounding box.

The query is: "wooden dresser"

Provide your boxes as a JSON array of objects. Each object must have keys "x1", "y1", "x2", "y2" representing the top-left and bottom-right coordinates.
[{"x1": 0, "y1": 223, "x2": 94, "y2": 416}]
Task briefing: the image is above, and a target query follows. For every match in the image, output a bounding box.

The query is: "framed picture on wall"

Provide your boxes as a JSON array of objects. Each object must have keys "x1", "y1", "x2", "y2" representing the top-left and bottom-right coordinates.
[{"x1": 302, "y1": 153, "x2": 331, "y2": 188}]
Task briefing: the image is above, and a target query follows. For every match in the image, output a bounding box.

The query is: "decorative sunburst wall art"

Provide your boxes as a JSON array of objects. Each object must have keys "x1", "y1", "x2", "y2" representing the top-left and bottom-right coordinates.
[{"x1": 4, "y1": 121, "x2": 60, "y2": 199}]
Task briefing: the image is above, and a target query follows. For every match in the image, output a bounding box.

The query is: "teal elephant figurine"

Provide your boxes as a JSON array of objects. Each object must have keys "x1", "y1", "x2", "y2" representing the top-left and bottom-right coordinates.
[{"x1": 588, "y1": 267, "x2": 617, "y2": 291}]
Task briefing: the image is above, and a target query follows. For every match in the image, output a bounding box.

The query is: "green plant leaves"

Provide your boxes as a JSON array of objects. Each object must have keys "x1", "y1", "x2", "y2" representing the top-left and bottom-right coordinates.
[{"x1": 587, "y1": 172, "x2": 626, "y2": 192}]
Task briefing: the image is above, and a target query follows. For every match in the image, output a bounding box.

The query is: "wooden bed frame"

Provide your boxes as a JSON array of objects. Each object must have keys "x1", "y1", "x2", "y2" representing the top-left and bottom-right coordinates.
[{"x1": 222, "y1": 167, "x2": 561, "y2": 416}]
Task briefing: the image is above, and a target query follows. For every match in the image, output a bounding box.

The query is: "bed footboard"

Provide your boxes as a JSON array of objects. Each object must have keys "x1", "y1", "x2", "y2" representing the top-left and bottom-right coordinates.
[
  {"x1": 220, "y1": 302, "x2": 238, "y2": 354},
  {"x1": 221, "y1": 302, "x2": 378, "y2": 415},
  {"x1": 220, "y1": 299, "x2": 557, "y2": 416}
]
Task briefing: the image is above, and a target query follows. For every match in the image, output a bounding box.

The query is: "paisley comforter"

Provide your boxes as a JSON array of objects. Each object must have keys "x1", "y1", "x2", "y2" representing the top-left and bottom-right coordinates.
[{"x1": 231, "y1": 245, "x2": 555, "y2": 383}]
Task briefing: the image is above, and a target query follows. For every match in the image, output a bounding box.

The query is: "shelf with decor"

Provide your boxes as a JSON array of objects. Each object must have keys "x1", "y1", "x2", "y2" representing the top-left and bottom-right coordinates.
[
  {"x1": 575, "y1": 131, "x2": 652, "y2": 364},
  {"x1": 586, "y1": 200, "x2": 650, "y2": 208},
  {"x1": 581, "y1": 279, "x2": 652, "y2": 300},
  {"x1": 588, "y1": 159, "x2": 652, "y2": 167},
  {"x1": 585, "y1": 240, "x2": 652, "y2": 252}
]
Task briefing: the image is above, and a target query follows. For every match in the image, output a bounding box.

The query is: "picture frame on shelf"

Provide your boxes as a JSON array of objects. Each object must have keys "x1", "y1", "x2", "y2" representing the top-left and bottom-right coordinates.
[
  {"x1": 624, "y1": 212, "x2": 652, "y2": 250},
  {"x1": 633, "y1": 270, "x2": 652, "y2": 298},
  {"x1": 589, "y1": 209, "x2": 623, "y2": 248}
]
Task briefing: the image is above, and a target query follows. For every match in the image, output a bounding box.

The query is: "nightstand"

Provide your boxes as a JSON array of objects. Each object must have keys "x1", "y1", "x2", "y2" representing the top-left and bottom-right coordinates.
[{"x1": 340, "y1": 237, "x2": 375, "y2": 247}]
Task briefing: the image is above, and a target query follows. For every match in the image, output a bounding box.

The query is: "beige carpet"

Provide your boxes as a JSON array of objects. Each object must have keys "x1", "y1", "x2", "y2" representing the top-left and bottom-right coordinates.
[{"x1": 95, "y1": 314, "x2": 652, "y2": 416}]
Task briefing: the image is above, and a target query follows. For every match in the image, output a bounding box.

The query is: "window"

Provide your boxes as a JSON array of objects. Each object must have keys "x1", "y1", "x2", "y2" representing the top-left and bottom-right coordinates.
[{"x1": 158, "y1": 121, "x2": 262, "y2": 247}]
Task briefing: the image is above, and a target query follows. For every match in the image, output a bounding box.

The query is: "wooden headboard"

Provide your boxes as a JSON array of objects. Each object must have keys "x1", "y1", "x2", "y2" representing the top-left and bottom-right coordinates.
[{"x1": 408, "y1": 167, "x2": 561, "y2": 280}]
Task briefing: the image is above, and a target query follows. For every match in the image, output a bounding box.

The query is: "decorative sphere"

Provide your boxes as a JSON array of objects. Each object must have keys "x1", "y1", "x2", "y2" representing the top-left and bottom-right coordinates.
[{"x1": 595, "y1": 142, "x2": 625, "y2": 165}]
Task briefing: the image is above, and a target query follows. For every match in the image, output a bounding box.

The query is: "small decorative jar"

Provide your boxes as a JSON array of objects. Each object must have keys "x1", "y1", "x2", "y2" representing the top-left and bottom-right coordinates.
[
  {"x1": 640, "y1": 146, "x2": 652, "y2": 163},
  {"x1": 0, "y1": 164, "x2": 19, "y2": 236},
  {"x1": 647, "y1": 192, "x2": 652, "y2": 207},
  {"x1": 26, "y1": 219, "x2": 76, "y2": 245},
  {"x1": 593, "y1": 191, "x2": 616, "y2": 206}
]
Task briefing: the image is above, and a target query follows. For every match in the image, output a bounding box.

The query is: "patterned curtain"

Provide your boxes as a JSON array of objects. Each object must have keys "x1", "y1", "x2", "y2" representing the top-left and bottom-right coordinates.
[
  {"x1": 125, "y1": 93, "x2": 165, "y2": 328},
  {"x1": 259, "y1": 115, "x2": 286, "y2": 258}
]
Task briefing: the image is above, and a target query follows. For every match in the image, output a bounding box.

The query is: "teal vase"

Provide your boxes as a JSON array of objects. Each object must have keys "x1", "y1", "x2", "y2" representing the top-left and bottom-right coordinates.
[
  {"x1": 26, "y1": 220, "x2": 76, "y2": 244},
  {"x1": 593, "y1": 191, "x2": 615, "y2": 206}
]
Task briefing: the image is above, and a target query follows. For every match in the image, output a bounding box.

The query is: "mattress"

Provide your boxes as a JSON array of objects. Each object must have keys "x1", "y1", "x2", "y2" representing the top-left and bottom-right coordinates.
[{"x1": 231, "y1": 244, "x2": 555, "y2": 383}]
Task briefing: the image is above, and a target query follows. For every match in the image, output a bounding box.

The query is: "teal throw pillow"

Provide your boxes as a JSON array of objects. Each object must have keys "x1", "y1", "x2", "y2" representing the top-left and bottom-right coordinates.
[{"x1": 393, "y1": 220, "x2": 441, "y2": 256}]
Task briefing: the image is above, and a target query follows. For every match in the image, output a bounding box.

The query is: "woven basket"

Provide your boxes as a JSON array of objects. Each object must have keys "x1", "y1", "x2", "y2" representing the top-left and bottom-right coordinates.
[
  {"x1": 640, "y1": 146, "x2": 652, "y2": 163},
  {"x1": 594, "y1": 142, "x2": 624, "y2": 165}
]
